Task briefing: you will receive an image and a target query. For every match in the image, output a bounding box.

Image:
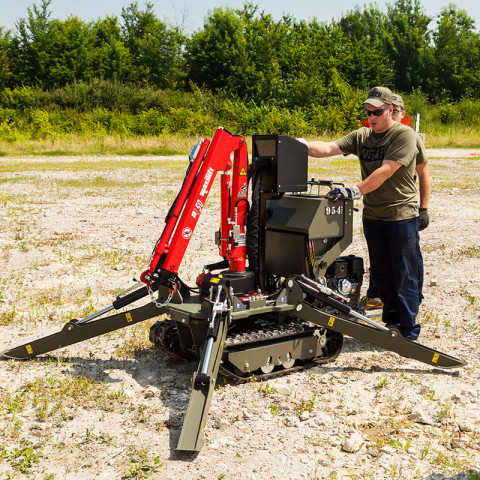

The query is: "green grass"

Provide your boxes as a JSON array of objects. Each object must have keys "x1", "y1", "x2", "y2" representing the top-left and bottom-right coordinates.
[
  {"x1": 0, "y1": 158, "x2": 184, "y2": 173},
  {"x1": 0, "y1": 133, "x2": 190, "y2": 157},
  {"x1": 0, "y1": 122, "x2": 479, "y2": 156}
]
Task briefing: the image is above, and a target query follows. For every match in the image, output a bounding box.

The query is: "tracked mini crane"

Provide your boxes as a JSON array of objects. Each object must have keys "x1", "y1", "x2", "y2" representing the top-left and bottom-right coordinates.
[{"x1": 2, "y1": 127, "x2": 465, "y2": 452}]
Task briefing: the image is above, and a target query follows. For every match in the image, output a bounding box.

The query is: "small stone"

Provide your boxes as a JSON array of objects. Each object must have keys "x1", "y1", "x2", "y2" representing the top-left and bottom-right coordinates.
[
  {"x1": 466, "y1": 389, "x2": 478, "y2": 398},
  {"x1": 299, "y1": 411, "x2": 310, "y2": 422},
  {"x1": 451, "y1": 437, "x2": 467, "y2": 449},
  {"x1": 276, "y1": 453, "x2": 287, "y2": 463},
  {"x1": 284, "y1": 417, "x2": 299, "y2": 427},
  {"x1": 276, "y1": 384, "x2": 292, "y2": 395},
  {"x1": 380, "y1": 445, "x2": 395, "y2": 454},
  {"x1": 314, "y1": 412, "x2": 334, "y2": 426},
  {"x1": 466, "y1": 410, "x2": 480, "y2": 420},
  {"x1": 214, "y1": 418, "x2": 230, "y2": 431},
  {"x1": 459, "y1": 421, "x2": 474, "y2": 432},
  {"x1": 408, "y1": 405, "x2": 434, "y2": 425},
  {"x1": 342, "y1": 432, "x2": 364, "y2": 453},
  {"x1": 160, "y1": 376, "x2": 175, "y2": 384},
  {"x1": 430, "y1": 278, "x2": 438, "y2": 287}
]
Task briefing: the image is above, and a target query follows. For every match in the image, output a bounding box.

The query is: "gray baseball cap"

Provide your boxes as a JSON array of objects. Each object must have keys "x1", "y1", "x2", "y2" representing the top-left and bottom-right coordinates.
[
  {"x1": 364, "y1": 86, "x2": 393, "y2": 107},
  {"x1": 392, "y1": 93, "x2": 405, "y2": 110}
]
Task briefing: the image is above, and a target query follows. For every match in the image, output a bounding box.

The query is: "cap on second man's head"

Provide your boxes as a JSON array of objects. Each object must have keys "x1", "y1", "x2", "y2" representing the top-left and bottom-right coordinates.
[
  {"x1": 392, "y1": 93, "x2": 405, "y2": 110},
  {"x1": 363, "y1": 86, "x2": 393, "y2": 107}
]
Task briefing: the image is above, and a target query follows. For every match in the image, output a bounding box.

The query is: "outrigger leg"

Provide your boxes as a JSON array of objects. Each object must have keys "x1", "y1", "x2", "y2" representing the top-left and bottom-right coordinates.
[
  {"x1": 176, "y1": 286, "x2": 230, "y2": 451},
  {"x1": 1, "y1": 285, "x2": 164, "y2": 360},
  {"x1": 290, "y1": 276, "x2": 466, "y2": 369}
]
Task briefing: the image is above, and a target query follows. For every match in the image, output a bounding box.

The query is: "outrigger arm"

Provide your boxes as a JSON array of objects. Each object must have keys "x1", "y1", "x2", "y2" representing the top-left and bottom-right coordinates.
[
  {"x1": 289, "y1": 275, "x2": 465, "y2": 370},
  {"x1": 1, "y1": 285, "x2": 165, "y2": 360}
]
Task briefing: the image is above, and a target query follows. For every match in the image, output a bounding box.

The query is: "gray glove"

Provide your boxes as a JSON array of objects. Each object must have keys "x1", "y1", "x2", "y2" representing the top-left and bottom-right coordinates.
[
  {"x1": 419, "y1": 208, "x2": 429, "y2": 231},
  {"x1": 296, "y1": 137, "x2": 308, "y2": 146},
  {"x1": 325, "y1": 185, "x2": 362, "y2": 202}
]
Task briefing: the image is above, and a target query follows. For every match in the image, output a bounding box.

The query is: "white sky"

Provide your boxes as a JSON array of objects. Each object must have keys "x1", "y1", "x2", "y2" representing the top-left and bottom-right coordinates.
[{"x1": 1, "y1": 0, "x2": 479, "y2": 33}]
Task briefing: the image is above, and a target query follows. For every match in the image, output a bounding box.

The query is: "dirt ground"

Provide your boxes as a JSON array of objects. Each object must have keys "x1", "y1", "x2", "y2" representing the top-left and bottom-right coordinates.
[{"x1": 0, "y1": 147, "x2": 479, "y2": 480}]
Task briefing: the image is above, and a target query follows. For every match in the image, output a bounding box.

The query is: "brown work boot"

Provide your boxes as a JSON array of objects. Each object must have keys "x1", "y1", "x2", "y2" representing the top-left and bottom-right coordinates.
[{"x1": 365, "y1": 296, "x2": 383, "y2": 310}]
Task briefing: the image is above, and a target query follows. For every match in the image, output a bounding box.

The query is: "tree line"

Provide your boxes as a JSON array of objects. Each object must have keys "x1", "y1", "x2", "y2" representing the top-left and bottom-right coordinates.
[{"x1": 1, "y1": 0, "x2": 479, "y2": 107}]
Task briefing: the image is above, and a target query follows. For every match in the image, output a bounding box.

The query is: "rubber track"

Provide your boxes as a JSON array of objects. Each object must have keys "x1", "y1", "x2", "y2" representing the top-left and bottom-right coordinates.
[{"x1": 150, "y1": 317, "x2": 343, "y2": 384}]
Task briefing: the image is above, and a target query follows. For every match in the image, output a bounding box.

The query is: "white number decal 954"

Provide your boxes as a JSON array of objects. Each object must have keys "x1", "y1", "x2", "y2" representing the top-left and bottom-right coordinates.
[{"x1": 325, "y1": 205, "x2": 344, "y2": 215}]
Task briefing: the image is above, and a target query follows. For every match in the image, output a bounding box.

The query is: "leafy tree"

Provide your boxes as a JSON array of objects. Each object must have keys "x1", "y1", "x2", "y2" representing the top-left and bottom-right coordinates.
[
  {"x1": 90, "y1": 16, "x2": 132, "y2": 83},
  {"x1": 11, "y1": 0, "x2": 54, "y2": 86},
  {"x1": 336, "y1": 5, "x2": 394, "y2": 89},
  {"x1": 45, "y1": 16, "x2": 92, "y2": 86},
  {"x1": 0, "y1": 27, "x2": 13, "y2": 89},
  {"x1": 187, "y1": 4, "x2": 305, "y2": 103},
  {"x1": 236, "y1": 5, "x2": 290, "y2": 102},
  {"x1": 384, "y1": 0, "x2": 432, "y2": 92},
  {"x1": 185, "y1": 7, "x2": 247, "y2": 94},
  {"x1": 121, "y1": 2, "x2": 184, "y2": 88},
  {"x1": 10, "y1": 1, "x2": 92, "y2": 87},
  {"x1": 429, "y1": 4, "x2": 480, "y2": 100}
]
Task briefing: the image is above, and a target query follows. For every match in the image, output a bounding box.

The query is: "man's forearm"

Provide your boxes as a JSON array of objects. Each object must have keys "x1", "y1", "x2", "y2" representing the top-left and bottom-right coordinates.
[
  {"x1": 357, "y1": 168, "x2": 391, "y2": 195},
  {"x1": 307, "y1": 141, "x2": 343, "y2": 158},
  {"x1": 357, "y1": 160, "x2": 402, "y2": 195},
  {"x1": 416, "y1": 163, "x2": 431, "y2": 208}
]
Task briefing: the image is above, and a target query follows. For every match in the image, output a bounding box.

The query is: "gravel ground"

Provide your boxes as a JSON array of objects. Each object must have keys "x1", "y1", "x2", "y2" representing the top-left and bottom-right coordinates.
[{"x1": 0, "y1": 148, "x2": 479, "y2": 480}]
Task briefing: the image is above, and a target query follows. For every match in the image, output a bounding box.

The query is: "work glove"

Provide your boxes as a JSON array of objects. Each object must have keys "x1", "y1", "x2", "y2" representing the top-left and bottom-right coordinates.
[
  {"x1": 325, "y1": 185, "x2": 362, "y2": 202},
  {"x1": 296, "y1": 137, "x2": 308, "y2": 146},
  {"x1": 419, "y1": 207, "x2": 429, "y2": 231}
]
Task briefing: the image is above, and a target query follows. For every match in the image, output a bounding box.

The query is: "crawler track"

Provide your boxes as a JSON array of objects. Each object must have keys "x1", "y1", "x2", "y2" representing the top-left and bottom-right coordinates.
[{"x1": 150, "y1": 316, "x2": 343, "y2": 383}]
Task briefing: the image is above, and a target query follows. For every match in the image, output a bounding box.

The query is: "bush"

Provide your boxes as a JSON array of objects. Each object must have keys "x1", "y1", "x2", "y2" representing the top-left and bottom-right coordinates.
[{"x1": 1, "y1": 80, "x2": 480, "y2": 146}]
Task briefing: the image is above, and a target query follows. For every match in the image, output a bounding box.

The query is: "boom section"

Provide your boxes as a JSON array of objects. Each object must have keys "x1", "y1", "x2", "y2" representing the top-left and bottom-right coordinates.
[{"x1": 143, "y1": 128, "x2": 249, "y2": 287}]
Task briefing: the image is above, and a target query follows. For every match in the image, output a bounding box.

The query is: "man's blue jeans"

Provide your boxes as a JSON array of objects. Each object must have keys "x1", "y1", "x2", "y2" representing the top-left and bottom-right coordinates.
[
  {"x1": 363, "y1": 217, "x2": 421, "y2": 340},
  {"x1": 367, "y1": 235, "x2": 424, "y2": 304}
]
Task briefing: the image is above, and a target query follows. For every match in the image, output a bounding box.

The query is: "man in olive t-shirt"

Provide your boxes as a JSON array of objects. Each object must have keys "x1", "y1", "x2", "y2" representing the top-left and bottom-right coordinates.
[
  {"x1": 302, "y1": 86, "x2": 421, "y2": 340},
  {"x1": 366, "y1": 93, "x2": 430, "y2": 308}
]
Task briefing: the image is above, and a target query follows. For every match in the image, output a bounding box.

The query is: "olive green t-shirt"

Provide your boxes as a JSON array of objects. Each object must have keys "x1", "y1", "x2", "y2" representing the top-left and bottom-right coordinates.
[
  {"x1": 416, "y1": 133, "x2": 427, "y2": 165},
  {"x1": 335, "y1": 123, "x2": 418, "y2": 221}
]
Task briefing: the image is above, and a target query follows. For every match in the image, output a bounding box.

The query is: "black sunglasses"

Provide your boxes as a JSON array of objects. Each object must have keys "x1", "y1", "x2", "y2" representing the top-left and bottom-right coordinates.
[{"x1": 365, "y1": 105, "x2": 390, "y2": 116}]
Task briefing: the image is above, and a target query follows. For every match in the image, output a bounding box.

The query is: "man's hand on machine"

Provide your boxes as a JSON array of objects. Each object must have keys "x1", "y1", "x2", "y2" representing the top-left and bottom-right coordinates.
[{"x1": 325, "y1": 185, "x2": 362, "y2": 202}]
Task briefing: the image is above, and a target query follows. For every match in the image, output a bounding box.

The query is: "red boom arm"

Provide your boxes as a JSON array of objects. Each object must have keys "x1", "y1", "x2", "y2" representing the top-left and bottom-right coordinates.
[{"x1": 141, "y1": 128, "x2": 249, "y2": 289}]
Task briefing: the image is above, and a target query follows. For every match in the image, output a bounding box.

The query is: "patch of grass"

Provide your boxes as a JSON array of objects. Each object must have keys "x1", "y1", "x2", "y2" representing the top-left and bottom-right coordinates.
[
  {"x1": 0, "y1": 133, "x2": 191, "y2": 157},
  {"x1": 1, "y1": 440, "x2": 43, "y2": 474},
  {"x1": 114, "y1": 321, "x2": 156, "y2": 359},
  {"x1": 121, "y1": 148, "x2": 182, "y2": 156},
  {"x1": 0, "y1": 157, "x2": 185, "y2": 174},
  {"x1": 422, "y1": 243, "x2": 447, "y2": 254},
  {"x1": 297, "y1": 393, "x2": 317, "y2": 416},
  {"x1": 258, "y1": 382, "x2": 277, "y2": 396},
  {"x1": 0, "y1": 305, "x2": 17, "y2": 325},
  {"x1": 40, "y1": 150, "x2": 75, "y2": 156},
  {"x1": 122, "y1": 446, "x2": 163, "y2": 479},
  {"x1": 74, "y1": 428, "x2": 114, "y2": 447},
  {"x1": 457, "y1": 245, "x2": 480, "y2": 259},
  {"x1": 1, "y1": 375, "x2": 129, "y2": 424},
  {"x1": 0, "y1": 176, "x2": 28, "y2": 185},
  {"x1": 55, "y1": 177, "x2": 147, "y2": 189}
]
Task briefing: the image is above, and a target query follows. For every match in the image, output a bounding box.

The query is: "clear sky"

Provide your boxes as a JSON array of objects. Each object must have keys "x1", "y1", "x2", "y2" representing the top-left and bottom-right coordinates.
[{"x1": 1, "y1": 0, "x2": 479, "y2": 33}]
